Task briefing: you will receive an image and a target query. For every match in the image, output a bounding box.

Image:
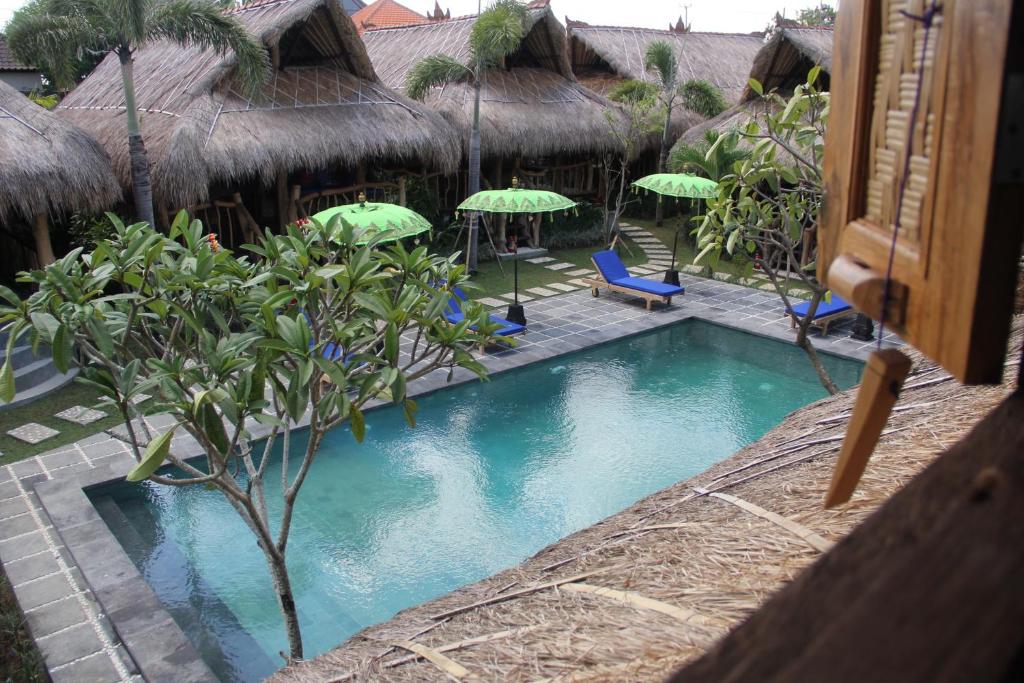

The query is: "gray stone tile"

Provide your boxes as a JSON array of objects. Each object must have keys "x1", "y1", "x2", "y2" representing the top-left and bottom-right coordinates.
[
  {"x1": 0, "y1": 512, "x2": 40, "y2": 538},
  {"x1": 5, "y1": 549, "x2": 59, "y2": 585},
  {"x1": 36, "y1": 621, "x2": 102, "y2": 668},
  {"x1": 40, "y1": 449, "x2": 84, "y2": 471},
  {"x1": 7, "y1": 423, "x2": 59, "y2": 445},
  {"x1": 26, "y1": 594, "x2": 87, "y2": 638},
  {"x1": 544, "y1": 262, "x2": 574, "y2": 271},
  {"x1": 54, "y1": 406, "x2": 107, "y2": 426},
  {"x1": 16, "y1": 571, "x2": 77, "y2": 611},
  {"x1": 525, "y1": 286, "x2": 558, "y2": 297},
  {"x1": 0, "y1": 531, "x2": 48, "y2": 562},
  {"x1": 50, "y1": 651, "x2": 122, "y2": 683}
]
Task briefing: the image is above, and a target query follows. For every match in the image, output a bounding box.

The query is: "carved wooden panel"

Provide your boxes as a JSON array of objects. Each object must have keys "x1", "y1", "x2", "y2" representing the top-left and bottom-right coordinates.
[{"x1": 820, "y1": 0, "x2": 1023, "y2": 384}]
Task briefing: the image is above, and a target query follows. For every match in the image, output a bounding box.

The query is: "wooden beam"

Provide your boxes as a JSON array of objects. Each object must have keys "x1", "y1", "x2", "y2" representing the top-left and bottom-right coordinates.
[{"x1": 32, "y1": 213, "x2": 55, "y2": 266}]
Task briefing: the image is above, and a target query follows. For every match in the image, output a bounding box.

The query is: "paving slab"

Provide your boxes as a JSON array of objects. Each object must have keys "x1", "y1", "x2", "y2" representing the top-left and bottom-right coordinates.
[
  {"x1": 544, "y1": 262, "x2": 574, "y2": 271},
  {"x1": 475, "y1": 297, "x2": 507, "y2": 308},
  {"x1": 7, "y1": 424, "x2": 60, "y2": 445},
  {"x1": 498, "y1": 292, "x2": 533, "y2": 302},
  {"x1": 54, "y1": 407, "x2": 107, "y2": 426},
  {"x1": 565, "y1": 268, "x2": 593, "y2": 276},
  {"x1": 524, "y1": 256, "x2": 555, "y2": 264},
  {"x1": 547, "y1": 282, "x2": 579, "y2": 292},
  {"x1": 525, "y1": 287, "x2": 558, "y2": 297}
]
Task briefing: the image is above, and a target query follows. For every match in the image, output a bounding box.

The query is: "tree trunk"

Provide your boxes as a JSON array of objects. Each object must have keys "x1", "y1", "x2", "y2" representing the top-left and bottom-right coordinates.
[
  {"x1": 654, "y1": 100, "x2": 674, "y2": 227},
  {"x1": 466, "y1": 73, "x2": 482, "y2": 272},
  {"x1": 118, "y1": 51, "x2": 155, "y2": 227},
  {"x1": 796, "y1": 289, "x2": 839, "y2": 395},
  {"x1": 32, "y1": 213, "x2": 55, "y2": 266},
  {"x1": 266, "y1": 548, "x2": 303, "y2": 662}
]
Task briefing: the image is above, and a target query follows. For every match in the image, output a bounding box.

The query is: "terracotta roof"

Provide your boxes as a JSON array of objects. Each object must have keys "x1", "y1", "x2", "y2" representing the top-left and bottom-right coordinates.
[
  {"x1": 0, "y1": 36, "x2": 37, "y2": 72},
  {"x1": 351, "y1": 0, "x2": 434, "y2": 34}
]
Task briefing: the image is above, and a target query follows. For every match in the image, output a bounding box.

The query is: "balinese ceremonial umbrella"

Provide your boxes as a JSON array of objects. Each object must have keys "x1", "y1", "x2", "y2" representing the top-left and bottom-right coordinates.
[
  {"x1": 632, "y1": 173, "x2": 719, "y2": 285},
  {"x1": 457, "y1": 178, "x2": 576, "y2": 325},
  {"x1": 311, "y1": 193, "x2": 431, "y2": 245}
]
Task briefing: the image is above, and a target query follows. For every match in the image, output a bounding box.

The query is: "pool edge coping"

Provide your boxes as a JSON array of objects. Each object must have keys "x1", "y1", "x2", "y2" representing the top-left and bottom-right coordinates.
[{"x1": 15, "y1": 284, "x2": 890, "y2": 682}]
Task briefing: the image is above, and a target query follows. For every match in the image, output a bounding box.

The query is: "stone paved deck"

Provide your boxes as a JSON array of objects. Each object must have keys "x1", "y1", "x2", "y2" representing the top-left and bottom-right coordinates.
[{"x1": 0, "y1": 274, "x2": 900, "y2": 682}]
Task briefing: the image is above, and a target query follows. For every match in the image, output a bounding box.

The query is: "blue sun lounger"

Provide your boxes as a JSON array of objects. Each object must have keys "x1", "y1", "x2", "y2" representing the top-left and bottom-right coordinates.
[
  {"x1": 584, "y1": 250, "x2": 685, "y2": 310},
  {"x1": 787, "y1": 294, "x2": 855, "y2": 335},
  {"x1": 446, "y1": 287, "x2": 525, "y2": 348}
]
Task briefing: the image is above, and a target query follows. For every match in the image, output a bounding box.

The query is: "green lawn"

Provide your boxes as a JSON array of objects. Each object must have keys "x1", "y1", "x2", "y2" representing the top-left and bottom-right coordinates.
[{"x1": 0, "y1": 383, "x2": 148, "y2": 463}]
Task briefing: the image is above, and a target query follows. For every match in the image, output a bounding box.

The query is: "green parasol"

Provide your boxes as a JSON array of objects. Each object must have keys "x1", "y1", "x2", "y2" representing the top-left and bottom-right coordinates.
[
  {"x1": 458, "y1": 178, "x2": 577, "y2": 325},
  {"x1": 311, "y1": 194, "x2": 432, "y2": 245},
  {"x1": 631, "y1": 173, "x2": 720, "y2": 285},
  {"x1": 631, "y1": 173, "x2": 719, "y2": 199}
]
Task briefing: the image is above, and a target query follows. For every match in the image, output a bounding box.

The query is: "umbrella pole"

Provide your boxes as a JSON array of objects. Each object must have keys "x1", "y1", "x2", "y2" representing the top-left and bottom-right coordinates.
[
  {"x1": 506, "y1": 237, "x2": 527, "y2": 326},
  {"x1": 663, "y1": 207, "x2": 681, "y2": 286}
]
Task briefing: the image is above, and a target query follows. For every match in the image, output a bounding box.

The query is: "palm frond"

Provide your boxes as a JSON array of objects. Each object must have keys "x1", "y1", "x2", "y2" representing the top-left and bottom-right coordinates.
[
  {"x1": 644, "y1": 40, "x2": 677, "y2": 91},
  {"x1": 109, "y1": 0, "x2": 147, "y2": 44},
  {"x1": 669, "y1": 129, "x2": 749, "y2": 181},
  {"x1": 405, "y1": 54, "x2": 471, "y2": 101},
  {"x1": 680, "y1": 79, "x2": 727, "y2": 118},
  {"x1": 5, "y1": 2, "x2": 112, "y2": 88},
  {"x1": 469, "y1": 0, "x2": 527, "y2": 68},
  {"x1": 145, "y1": 0, "x2": 269, "y2": 97},
  {"x1": 608, "y1": 79, "x2": 659, "y2": 106}
]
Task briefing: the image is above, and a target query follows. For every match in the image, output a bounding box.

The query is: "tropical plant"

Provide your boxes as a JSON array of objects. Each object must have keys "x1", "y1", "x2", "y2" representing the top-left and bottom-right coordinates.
[
  {"x1": 680, "y1": 79, "x2": 727, "y2": 119},
  {"x1": 603, "y1": 79, "x2": 659, "y2": 242},
  {"x1": 6, "y1": 0, "x2": 269, "y2": 227},
  {"x1": 0, "y1": 214, "x2": 502, "y2": 662},
  {"x1": 405, "y1": 0, "x2": 529, "y2": 272},
  {"x1": 798, "y1": 3, "x2": 837, "y2": 27},
  {"x1": 669, "y1": 129, "x2": 750, "y2": 182},
  {"x1": 694, "y1": 68, "x2": 838, "y2": 393}
]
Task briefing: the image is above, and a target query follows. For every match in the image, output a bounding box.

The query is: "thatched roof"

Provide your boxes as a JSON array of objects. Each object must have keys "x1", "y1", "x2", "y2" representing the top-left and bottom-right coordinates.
[
  {"x1": 57, "y1": 0, "x2": 460, "y2": 209},
  {"x1": 567, "y1": 26, "x2": 764, "y2": 104},
  {"x1": 361, "y1": 6, "x2": 624, "y2": 160},
  {"x1": 0, "y1": 36, "x2": 37, "y2": 72},
  {"x1": 0, "y1": 79, "x2": 120, "y2": 221},
  {"x1": 270, "y1": 320, "x2": 1020, "y2": 682},
  {"x1": 742, "y1": 27, "x2": 833, "y2": 101}
]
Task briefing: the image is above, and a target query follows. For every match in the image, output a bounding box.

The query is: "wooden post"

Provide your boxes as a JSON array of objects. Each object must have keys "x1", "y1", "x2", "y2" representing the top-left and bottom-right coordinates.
[
  {"x1": 356, "y1": 162, "x2": 366, "y2": 187},
  {"x1": 398, "y1": 175, "x2": 407, "y2": 207},
  {"x1": 493, "y1": 158, "x2": 504, "y2": 190},
  {"x1": 275, "y1": 170, "x2": 289, "y2": 229},
  {"x1": 289, "y1": 185, "x2": 302, "y2": 223},
  {"x1": 531, "y1": 214, "x2": 541, "y2": 248},
  {"x1": 497, "y1": 213, "x2": 507, "y2": 249},
  {"x1": 233, "y1": 192, "x2": 263, "y2": 242},
  {"x1": 156, "y1": 203, "x2": 171, "y2": 231},
  {"x1": 586, "y1": 161, "x2": 594, "y2": 193},
  {"x1": 32, "y1": 213, "x2": 55, "y2": 266}
]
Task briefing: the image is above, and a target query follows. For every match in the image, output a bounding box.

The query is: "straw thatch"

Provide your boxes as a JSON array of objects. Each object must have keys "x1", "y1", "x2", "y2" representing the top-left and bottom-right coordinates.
[
  {"x1": 270, "y1": 319, "x2": 1022, "y2": 682},
  {"x1": 0, "y1": 79, "x2": 120, "y2": 221},
  {"x1": 56, "y1": 0, "x2": 460, "y2": 209},
  {"x1": 741, "y1": 27, "x2": 833, "y2": 101},
  {"x1": 568, "y1": 26, "x2": 764, "y2": 105},
  {"x1": 361, "y1": 7, "x2": 624, "y2": 160}
]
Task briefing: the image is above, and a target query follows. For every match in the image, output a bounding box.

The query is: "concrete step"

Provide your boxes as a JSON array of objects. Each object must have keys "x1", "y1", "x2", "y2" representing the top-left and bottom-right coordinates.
[
  {"x1": 0, "y1": 366, "x2": 78, "y2": 413},
  {"x1": 0, "y1": 345, "x2": 40, "y2": 371}
]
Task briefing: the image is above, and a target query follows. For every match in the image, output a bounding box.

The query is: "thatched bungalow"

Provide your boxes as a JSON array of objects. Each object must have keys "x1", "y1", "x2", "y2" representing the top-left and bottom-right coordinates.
[
  {"x1": 566, "y1": 25, "x2": 763, "y2": 177},
  {"x1": 361, "y1": 3, "x2": 622, "y2": 202},
  {"x1": 676, "y1": 28, "x2": 834, "y2": 152},
  {"x1": 56, "y1": 0, "x2": 460, "y2": 235},
  {"x1": 0, "y1": 79, "x2": 119, "y2": 280}
]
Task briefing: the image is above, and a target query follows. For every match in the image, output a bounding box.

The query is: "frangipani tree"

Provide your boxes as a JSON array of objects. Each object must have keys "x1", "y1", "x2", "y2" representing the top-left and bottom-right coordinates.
[
  {"x1": 7, "y1": 0, "x2": 269, "y2": 226},
  {"x1": 405, "y1": 0, "x2": 528, "y2": 271},
  {"x1": 644, "y1": 40, "x2": 726, "y2": 225},
  {"x1": 0, "y1": 214, "x2": 503, "y2": 662},
  {"x1": 694, "y1": 69, "x2": 837, "y2": 393}
]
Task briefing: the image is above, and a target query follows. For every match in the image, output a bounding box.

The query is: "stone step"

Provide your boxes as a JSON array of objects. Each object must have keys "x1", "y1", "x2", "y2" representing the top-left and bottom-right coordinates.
[{"x1": 0, "y1": 367, "x2": 78, "y2": 413}]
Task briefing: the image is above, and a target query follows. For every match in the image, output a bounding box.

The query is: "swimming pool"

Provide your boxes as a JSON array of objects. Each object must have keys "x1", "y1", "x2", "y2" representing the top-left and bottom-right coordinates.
[{"x1": 90, "y1": 321, "x2": 862, "y2": 682}]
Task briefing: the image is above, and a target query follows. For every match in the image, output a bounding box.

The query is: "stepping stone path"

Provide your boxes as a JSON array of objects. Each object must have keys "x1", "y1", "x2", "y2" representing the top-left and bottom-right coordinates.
[
  {"x1": 8, "y1": 423, "x2": 59, "y2": 445},
  {"x1": 547, "y1": 282, "x2": 579, "y2": 292},
  {"x1": 476, "y1": 297, "x2": 508, "y2": 308},
  {"x1": 544, "y1": 262, "x2": 575, "y2": 271},
  {"x1": 130, "y1": 393, "x2": 150, "y2": 405},
  {"x1": 565, "y1": 268, "x2": 593, "y2": 277},
  {"x1": 568, "y1": 278, "x2": 593, "y2": 287},
  {"x1": 526, "y1": 286, "x2": 559, "y2": 297},
  {"x1": 499, "y1": 292, "x2": 533, "y2": 302},
  {"x1": 55, "y1": 406, "x2": 106, "y2": 426},
  {"x1": 525, "y1": 256, "x2": 555, "y2": 264}
]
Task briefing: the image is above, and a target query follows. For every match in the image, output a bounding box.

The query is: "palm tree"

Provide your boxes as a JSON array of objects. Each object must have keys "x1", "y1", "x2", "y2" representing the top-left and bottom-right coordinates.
[
  {"x1": 406, "y1": 0, "x2": 528, "y2": 271},
  {"x1": 7, "y1": 0, "x2": 268, "y2": 227},
  {"x1": 669, "y1": 129, "x2": 750, "y2": 182}
]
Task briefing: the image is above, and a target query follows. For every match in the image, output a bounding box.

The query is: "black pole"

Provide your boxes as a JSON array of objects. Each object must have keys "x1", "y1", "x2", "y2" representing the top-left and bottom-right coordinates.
[
  {"x1": 663, "y1": 198, "x2": 682, "y2": 286},
  {"x1": 505, "y1": 233, "x2": 526, "y2": 326}
]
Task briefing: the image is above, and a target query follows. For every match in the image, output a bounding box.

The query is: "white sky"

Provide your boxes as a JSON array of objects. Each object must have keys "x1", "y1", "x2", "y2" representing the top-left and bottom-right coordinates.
[{"x1": 1, "y1": 0, "x2": 827, "y2": 35}]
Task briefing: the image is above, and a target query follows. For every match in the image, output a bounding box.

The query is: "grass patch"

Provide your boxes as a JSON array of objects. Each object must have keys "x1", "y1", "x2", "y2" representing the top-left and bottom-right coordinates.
[
  {"x1": 464, "y1": 238, "x2": 648, "y2": 300},
  {"x1": 0, "y1": 382, "x2": 142, "y2": 464}
]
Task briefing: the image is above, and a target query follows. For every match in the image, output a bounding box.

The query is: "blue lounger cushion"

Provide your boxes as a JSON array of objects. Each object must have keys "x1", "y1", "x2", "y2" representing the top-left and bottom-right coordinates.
[
  {"x1": 446, "y1": 287, "x2": 526, "y2": 337},
  {"x1": 591, "y1": 250, "x2": 685, "y2": 297},
  {"x1": 788, "y1": 295, "x2": 852, "y2": 320}
]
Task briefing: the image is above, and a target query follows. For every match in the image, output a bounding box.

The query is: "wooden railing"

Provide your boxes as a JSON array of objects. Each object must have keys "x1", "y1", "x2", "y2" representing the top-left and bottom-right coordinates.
[
  {"x1": 518, "y1": 161, "x2": 598, "y2": 197},
  {"x1": 185, "y1": 193, "x2": 262, "y2": 248},
  {"x1": 292, "y1": 177, "x2": 408, "y2": 221}
]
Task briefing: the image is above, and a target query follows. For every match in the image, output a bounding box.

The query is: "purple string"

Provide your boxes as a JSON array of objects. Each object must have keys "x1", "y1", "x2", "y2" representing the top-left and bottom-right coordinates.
[{"x1": 877, "y1": 1, "x2": 942, "y2": 349}]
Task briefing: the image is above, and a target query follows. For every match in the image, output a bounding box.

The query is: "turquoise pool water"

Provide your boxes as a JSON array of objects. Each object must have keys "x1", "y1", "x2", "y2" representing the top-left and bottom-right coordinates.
[{"x1": 91, "y1": 321, "x2": 862, "y2": 682}]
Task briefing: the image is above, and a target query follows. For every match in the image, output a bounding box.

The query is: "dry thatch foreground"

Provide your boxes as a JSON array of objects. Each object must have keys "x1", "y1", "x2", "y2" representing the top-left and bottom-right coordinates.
[{"x1": 271, "y1": 321, "x2": 1021, "y2": 683}]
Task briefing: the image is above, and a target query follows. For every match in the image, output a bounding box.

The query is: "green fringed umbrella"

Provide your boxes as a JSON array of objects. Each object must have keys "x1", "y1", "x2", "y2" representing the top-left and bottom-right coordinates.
[
  {"x1": 631, "y1": 173, "x2": 720, "y2": 285},
  {"x1": 457, "y1": 179, "x2": 577, "y2": 325},
  {"x1": 312, "y1": 196, "x2": 431, "y2": 245},
  {"x1": 631, "y1": 173, "x2": 719, "y2": 199}
]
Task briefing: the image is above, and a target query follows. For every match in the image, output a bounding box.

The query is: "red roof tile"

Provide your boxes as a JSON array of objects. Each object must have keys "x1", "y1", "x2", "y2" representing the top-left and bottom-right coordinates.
[{"x1": 352, "y1": 0, "x2": 436, "y2": 34}]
